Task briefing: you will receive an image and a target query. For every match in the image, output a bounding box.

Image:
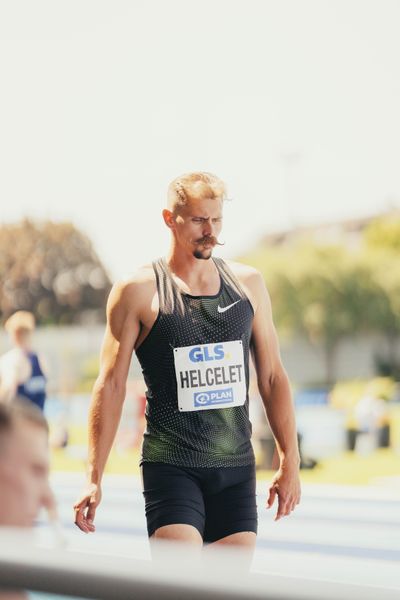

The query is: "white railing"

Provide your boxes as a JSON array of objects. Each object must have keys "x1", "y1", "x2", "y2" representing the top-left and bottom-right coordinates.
[{"x1": 0, "y1": 530, "x2": 398, "y2": 600}]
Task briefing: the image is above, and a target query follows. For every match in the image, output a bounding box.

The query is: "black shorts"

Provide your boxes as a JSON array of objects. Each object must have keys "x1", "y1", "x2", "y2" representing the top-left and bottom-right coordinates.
[{"x1": 141, "y1": 461, "x2": 258, "y2": 543}]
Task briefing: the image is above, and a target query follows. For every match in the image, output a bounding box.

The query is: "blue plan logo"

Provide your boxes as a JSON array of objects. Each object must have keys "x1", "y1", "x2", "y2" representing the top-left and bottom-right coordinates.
[{"x1": 194, "y1": 388, "x2": 234, "y2": 407}]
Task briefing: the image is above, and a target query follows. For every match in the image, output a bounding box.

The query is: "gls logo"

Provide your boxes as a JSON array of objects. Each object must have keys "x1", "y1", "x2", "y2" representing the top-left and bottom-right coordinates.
[{"x1": 189, "y1": 344, "x2": 224, "y2": 363}]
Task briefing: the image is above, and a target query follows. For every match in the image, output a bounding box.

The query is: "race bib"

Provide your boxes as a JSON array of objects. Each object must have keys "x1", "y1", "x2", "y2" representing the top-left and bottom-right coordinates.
[{"x1": 174, "y1": 340, "x2": 246, "y2": 412}]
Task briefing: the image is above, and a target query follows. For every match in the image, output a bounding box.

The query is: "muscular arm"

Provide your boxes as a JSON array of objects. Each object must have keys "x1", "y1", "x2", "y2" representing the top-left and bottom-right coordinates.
[
  {"x1": 236, "y1": 265, "x2": 301, "y2": 520},
  {"x1": 87, "y1": 281, "x2": 139, "y2": 484},
  {"x1": 249, "y1": 271, "x2": 300, "y2": 467},
  {"x1": 74, "y1": 280, "x2": 141, "y2": 532}
]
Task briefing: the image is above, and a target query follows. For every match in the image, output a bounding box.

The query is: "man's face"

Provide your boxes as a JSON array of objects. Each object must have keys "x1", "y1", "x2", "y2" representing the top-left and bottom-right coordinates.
[
  {"x1": 173, "y1": 196, "x2": 224, "y2": 260},
  {"x1": 0, "y1": 421, "x2": 50, "y2": 527}
]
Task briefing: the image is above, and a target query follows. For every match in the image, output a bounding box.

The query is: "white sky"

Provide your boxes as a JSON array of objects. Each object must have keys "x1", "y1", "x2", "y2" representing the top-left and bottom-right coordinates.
[{"x1": 1, "y1": 0, "x2": 400, "y2": 279}]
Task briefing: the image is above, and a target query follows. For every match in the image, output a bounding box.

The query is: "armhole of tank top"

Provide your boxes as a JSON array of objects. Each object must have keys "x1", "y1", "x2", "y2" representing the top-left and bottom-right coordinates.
[
  {"x1": 153, "y1": 257, "x2": 178, "y2": 313},
  {"x1": 152, "y1": 258, "x2": 163, "y2": 308},
  {"x1": 213, "y1": 258, "x2": 255, "y2": 316},
  {"x1": 158, "y1": 257, "x2": 186, "y2": 315},
  {"x1": 135, "y1": 260, "x2": 163, "y2": 355}
]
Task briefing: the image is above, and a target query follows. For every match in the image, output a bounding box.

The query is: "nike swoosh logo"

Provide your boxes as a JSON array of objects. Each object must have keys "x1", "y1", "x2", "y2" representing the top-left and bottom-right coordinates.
[{"x1": 217, "y1": 300, "x2": 241, "y2": 313}]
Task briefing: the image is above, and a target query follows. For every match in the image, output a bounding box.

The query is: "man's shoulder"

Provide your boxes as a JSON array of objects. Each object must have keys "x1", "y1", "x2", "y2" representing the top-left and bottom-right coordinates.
[
  {"x1": 113, "y1": 264, "x2": 155, "y2": 292},
  {"x1": 222, "y1": 260, "x2": 268, "y2": 311},
  {"x1": 222, "y1": 259, "x2": 261, "y2": 283},
  {"x1": 120, "y1": 264, "x2": 155, "y2": 286},
  {"x1": 108, "y1": 265, "x2": 156, "y2": 310}
]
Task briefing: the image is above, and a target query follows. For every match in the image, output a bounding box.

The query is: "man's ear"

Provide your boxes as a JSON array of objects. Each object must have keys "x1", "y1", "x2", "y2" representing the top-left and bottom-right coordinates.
[{"x1": 162, "y1": 209, "x2": 176, "y2": 230}]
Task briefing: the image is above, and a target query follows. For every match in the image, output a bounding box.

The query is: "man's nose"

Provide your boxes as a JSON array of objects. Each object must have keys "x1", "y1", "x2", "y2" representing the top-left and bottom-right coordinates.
[{"x1": 202, "y1": 220, "x2": 213, "y2": 236}]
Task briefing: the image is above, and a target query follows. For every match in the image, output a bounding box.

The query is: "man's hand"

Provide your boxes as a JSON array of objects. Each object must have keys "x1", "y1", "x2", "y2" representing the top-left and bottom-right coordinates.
[
  {"x1": 73, "y1": 483, "x2": 102, "y2": 533},
  {"x1": 267, "y1": 464, "x2": 301, "y2": 521}
]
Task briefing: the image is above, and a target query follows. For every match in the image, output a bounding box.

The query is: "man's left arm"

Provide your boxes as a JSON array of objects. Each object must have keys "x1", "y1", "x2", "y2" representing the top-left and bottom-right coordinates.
[{"x1": 246, "y1": 269, "x2": 301, "y2": 520}]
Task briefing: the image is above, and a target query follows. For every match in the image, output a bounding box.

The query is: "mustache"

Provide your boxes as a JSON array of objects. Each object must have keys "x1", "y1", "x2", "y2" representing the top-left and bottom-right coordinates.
[{"x1": 195, "y1": 236, "x2": 225, "y2": 247}]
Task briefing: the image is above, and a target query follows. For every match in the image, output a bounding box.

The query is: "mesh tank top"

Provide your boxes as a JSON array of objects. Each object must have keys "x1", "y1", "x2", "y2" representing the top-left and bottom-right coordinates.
[{"x1": 136, "y1": 257, "x2": 255, "y2": 468}]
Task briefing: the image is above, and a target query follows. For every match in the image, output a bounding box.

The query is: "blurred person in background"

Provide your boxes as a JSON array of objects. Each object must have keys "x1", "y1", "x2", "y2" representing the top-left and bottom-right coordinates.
[
  {"x1": 0, "y1": 312, "x2": 47, "y2": 411},
  {"x1": 354, "y1": 384, "x2": 390, "y2": 453},
  {"x1": 0, "y1": 399, "x2": 54, "y2": 527},
  {"x1": 74, "y1": 171, "x2": 301, "y2": 563},
  {"x1": 0, "y1": 400, "x2": 56, "y2": 600}
]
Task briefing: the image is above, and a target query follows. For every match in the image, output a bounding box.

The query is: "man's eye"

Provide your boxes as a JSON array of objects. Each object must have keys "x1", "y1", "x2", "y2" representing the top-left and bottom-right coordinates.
[{"x1": 192, "y1": 218, "x2": 203, "y2": 223}]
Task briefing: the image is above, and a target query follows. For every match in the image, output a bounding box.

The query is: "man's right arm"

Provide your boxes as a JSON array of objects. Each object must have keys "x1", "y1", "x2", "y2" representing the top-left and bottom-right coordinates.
[{"x1": 74, "y1": 280, "x2": 140, "y2": 533}]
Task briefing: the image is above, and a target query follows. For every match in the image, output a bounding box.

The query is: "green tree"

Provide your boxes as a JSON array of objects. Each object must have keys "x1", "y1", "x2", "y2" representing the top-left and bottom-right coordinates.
[
  {"x1": 277, "y1": 245, "x2": 368, "y2": 384},
  {"x1": 362, "y1": 250, "x2": 400, "y2": 377},
  {"x1": 241, "y1": 242, "x2": 388, "y2": 384},
  {"x1": 364, "y1": 216, "x2": 400, "y2": 251},
  {"x1": 362, "y1": 217, "x2": 400, "y2": 376},
  {"x1": 0, "y1": 219, "x2": 112, "y2": 324}
]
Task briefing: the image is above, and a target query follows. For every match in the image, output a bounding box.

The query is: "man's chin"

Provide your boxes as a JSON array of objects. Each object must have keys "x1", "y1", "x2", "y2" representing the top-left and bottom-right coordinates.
[{"x1": 193, "y1": 248, "x2": 213, "y2": 260}]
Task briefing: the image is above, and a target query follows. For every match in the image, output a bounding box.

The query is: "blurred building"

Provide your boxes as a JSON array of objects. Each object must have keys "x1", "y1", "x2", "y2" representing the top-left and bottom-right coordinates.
[{"x1": 260, "y1": 208, "x2": 400, "y2": 251}]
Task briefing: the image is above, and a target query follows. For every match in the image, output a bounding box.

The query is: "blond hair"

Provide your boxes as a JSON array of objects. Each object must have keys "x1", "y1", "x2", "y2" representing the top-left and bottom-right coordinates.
[
  {"x1": 167, "y1": 172, "x2": 227, "y2": 213},
  {"x1": 4, "y1": 311, "x2": 35, "y2": 334}
]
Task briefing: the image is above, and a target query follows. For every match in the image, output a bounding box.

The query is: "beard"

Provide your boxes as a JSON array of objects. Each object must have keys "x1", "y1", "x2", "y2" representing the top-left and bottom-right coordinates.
[
  {"x1": 192, "y1": 235, "x2": 224, "y2": 260},
  {"x1": 193, "y1": 248, "x2": 212, "y2": 260}
]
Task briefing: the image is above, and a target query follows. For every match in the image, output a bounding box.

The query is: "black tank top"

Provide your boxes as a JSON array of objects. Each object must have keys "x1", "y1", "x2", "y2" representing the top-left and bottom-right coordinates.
[{"x1": 136, "y1": 257, "x2": 255, "y2": 468}]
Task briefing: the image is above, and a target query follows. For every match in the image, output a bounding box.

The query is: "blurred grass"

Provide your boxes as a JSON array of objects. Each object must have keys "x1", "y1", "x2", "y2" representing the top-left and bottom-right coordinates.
[
  {"x1": 50, "y1": 425, "x2": 400, "y2": 485},
  {"x1": 49, "y1": 425, "x2": 142, "y2": 476},
  {"x1": 259, "y1": 448, "x2": 400, "y2": 486}
]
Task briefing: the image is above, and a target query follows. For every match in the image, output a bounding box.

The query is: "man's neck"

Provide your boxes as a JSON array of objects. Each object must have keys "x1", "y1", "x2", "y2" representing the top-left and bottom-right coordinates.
[{"x1": 166, "y1": 247, "x2": 220, "y2": 295}]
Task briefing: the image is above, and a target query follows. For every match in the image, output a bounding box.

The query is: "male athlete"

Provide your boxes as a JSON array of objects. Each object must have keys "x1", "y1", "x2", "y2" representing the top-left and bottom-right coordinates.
[{"x1": 74, "y1": 172, "x2": 301, "y2": 556}]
